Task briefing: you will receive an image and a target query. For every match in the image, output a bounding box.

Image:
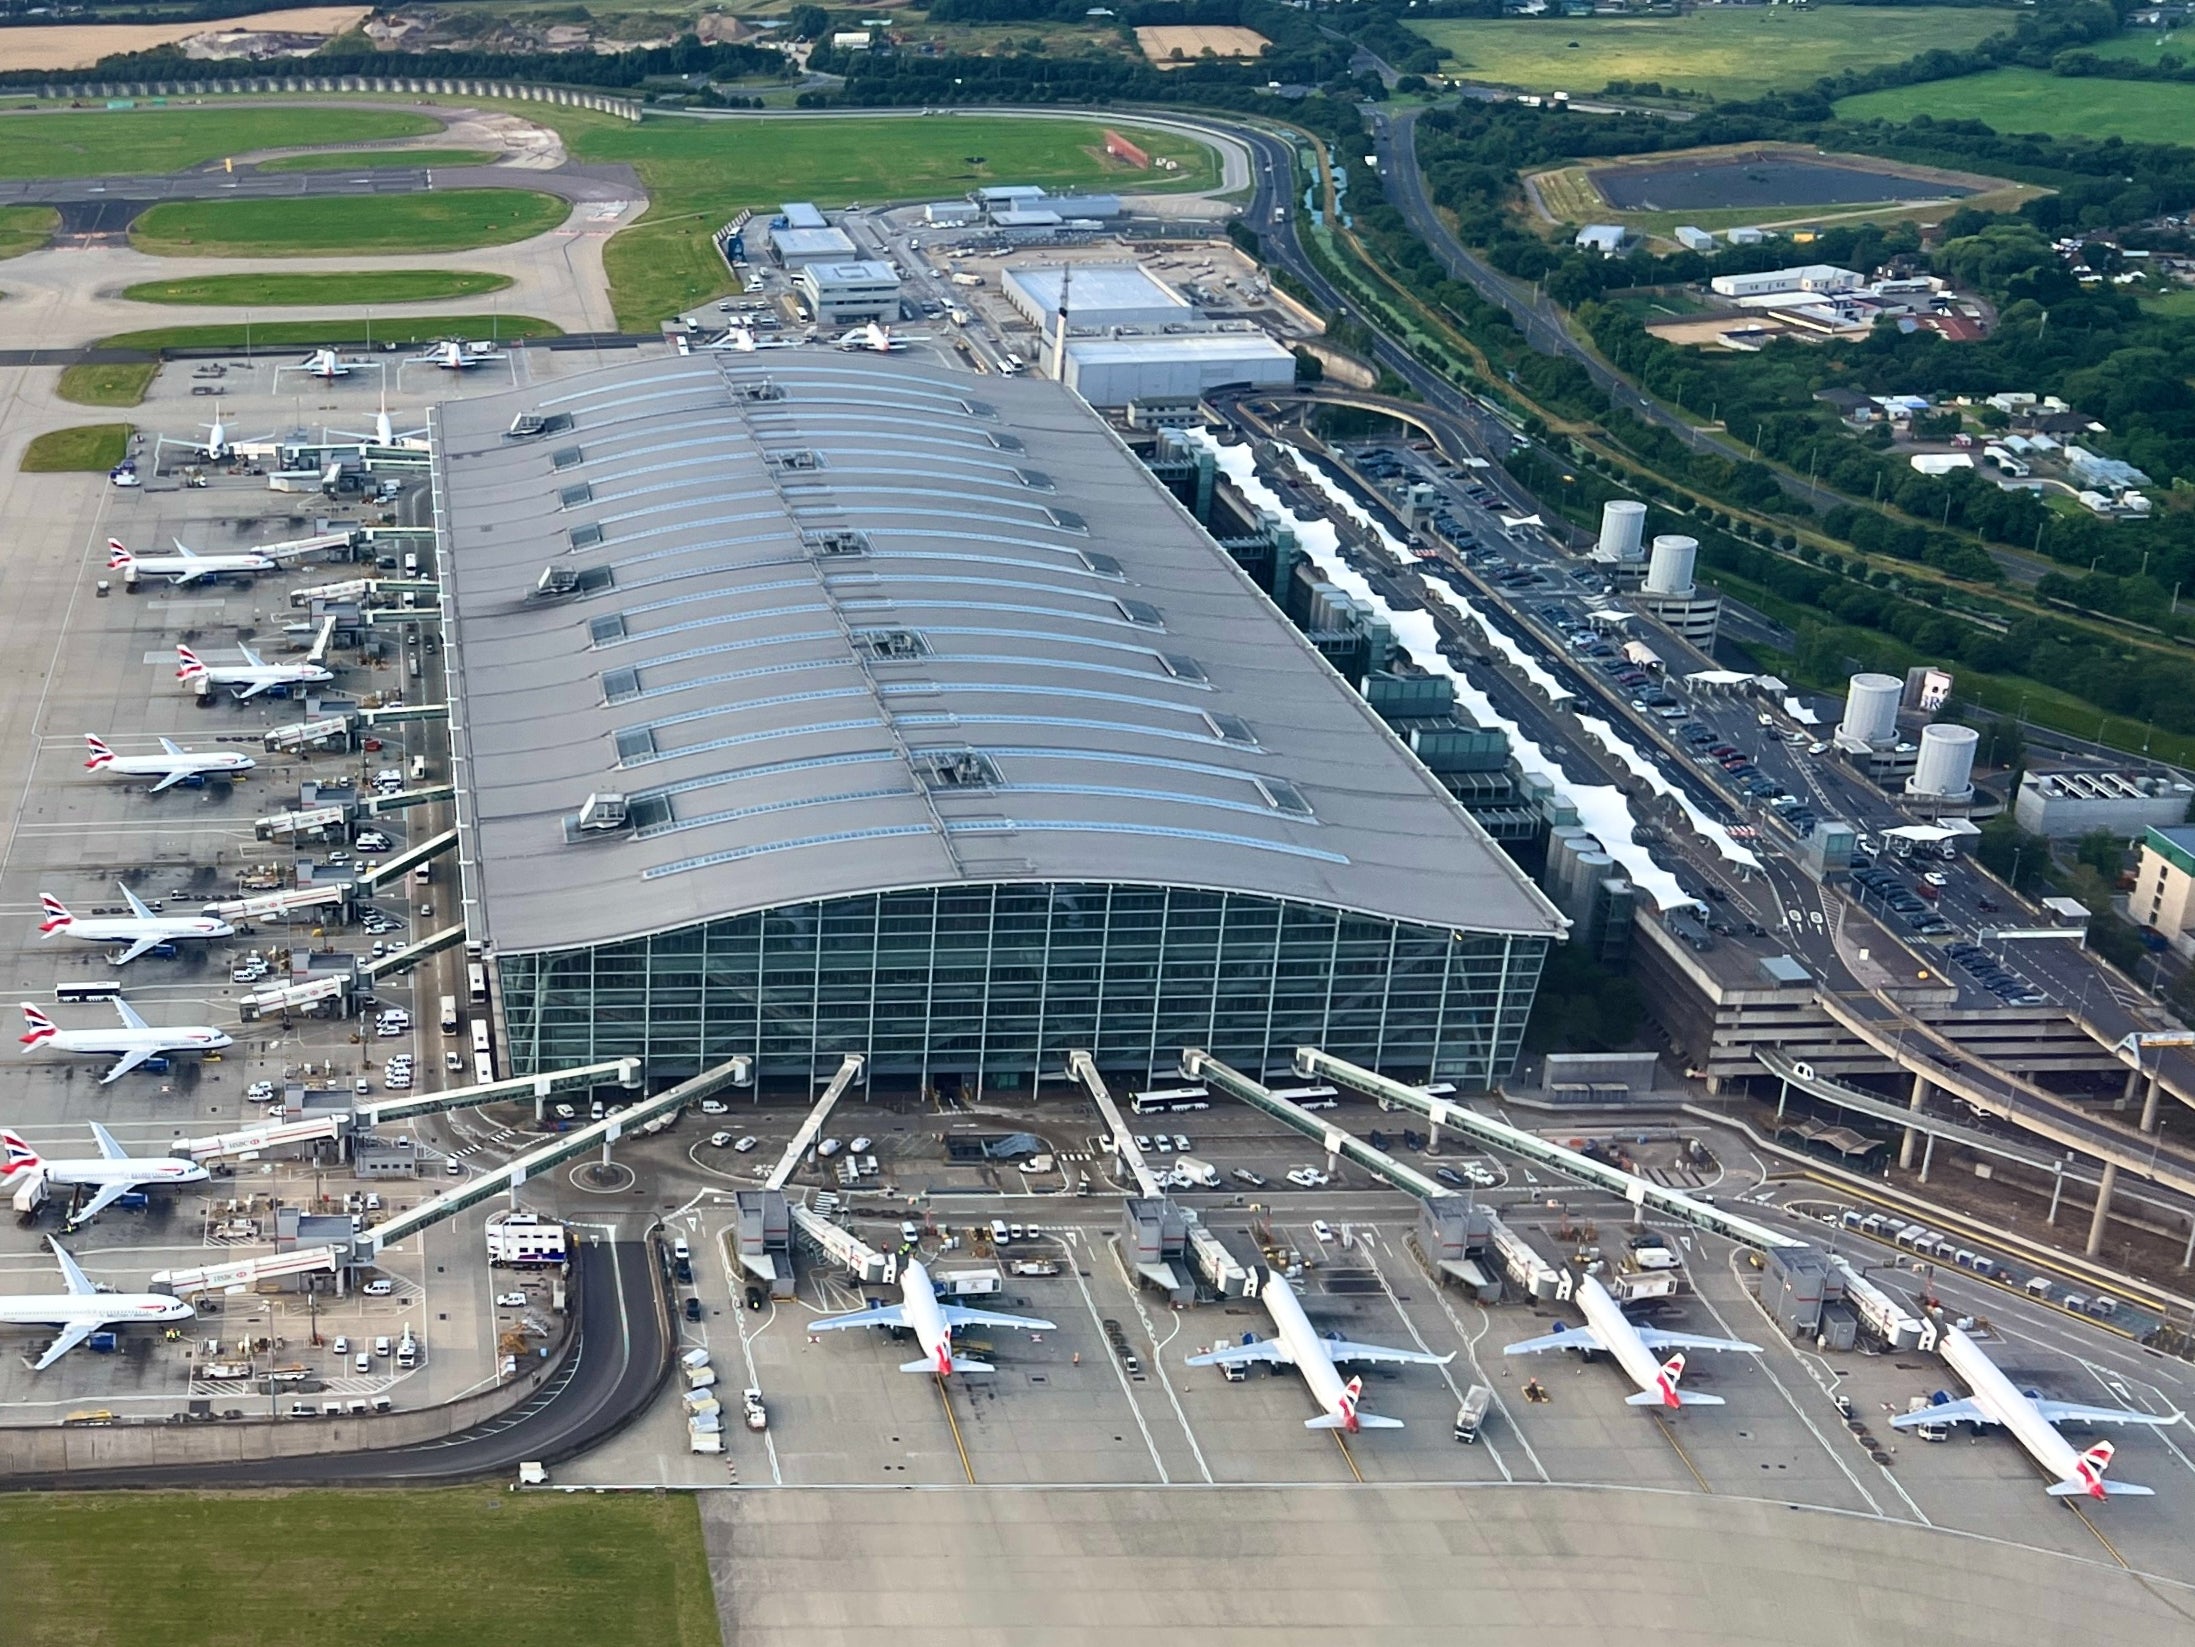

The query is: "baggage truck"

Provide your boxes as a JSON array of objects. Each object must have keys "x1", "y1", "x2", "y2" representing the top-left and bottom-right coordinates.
[{"x1": 1453, "y1": 1384, "x2": 1493, "y2": 1443}]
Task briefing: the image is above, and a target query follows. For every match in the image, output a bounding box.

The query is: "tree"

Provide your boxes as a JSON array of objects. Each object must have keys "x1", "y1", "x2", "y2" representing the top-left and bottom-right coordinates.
[
  {"x1": 2076, "y1": 828, "x2": 2127, "y2": 881},
  {"x1": 1976, "y1": 817, "x2": 2048, "y2": 894}
]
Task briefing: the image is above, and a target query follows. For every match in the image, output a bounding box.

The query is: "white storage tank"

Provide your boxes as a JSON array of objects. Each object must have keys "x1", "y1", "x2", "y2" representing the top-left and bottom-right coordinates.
[
  {"x1": 1598, "y1": 500, "x2": 1646, "y2": 562},
  {"x1": 1644, "y1": 534, "x2": 1697, "y2": 596},
  {"x1": 1909, "y1": 723, "x2": 1979, "y2": 799},
  {"x1": 1838, "y1": 672, "x2": 1902, "y2": 747}
]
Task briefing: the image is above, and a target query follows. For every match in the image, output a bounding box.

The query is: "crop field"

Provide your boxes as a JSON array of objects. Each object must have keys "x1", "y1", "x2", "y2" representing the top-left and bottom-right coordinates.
[
  {"x1": 0, "y1": 5, "x2": 367, "y2": 72},
  {"x1": 1838, "y1": 67, "x2": 2195, "y2": 145},
  {"x1": 0, "y1": 106, "x2": 439, "y2": 179},
  {"x1": 255, "y1": 147, "x2": 502, "y2": 173},
  {"x1": 0, "y1": 1489, "x2": 721, "y2": 1647},
  {"x1": 566, "y1": 113, "x2": 1220, "y2": 327},
  {"x1": 122, "y1": 270, "x2": 514, "y2": 306},
  {"x1": 129, "y1": 190, "x2": 568, "y2": 257},
  {"x1": 1409, "y1": 8, "x2": 2009, "y2": 99},
  {"x1": 22, "y1": 424, "x2": 130, "y2": 472}
]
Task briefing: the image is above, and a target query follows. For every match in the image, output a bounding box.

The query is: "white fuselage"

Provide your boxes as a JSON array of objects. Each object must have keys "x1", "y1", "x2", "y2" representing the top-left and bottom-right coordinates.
[
  {"x1": 0, "y1": 1291, "x2": 193, "y2": 1332},
  {"x1": 37, "y1": 1024, "x2": 231, "y2": 1062},
  {"x1": 53, "y1": 914, "x2": 232, "y2": 952},
  {"x1": 12, "y1": 1153, "x2": 207, "y2": 1196},
  {"x1": 1939, "y1": 1324, "x2": 2092, "y2": 1489},
  {"x1": 899, "y1": 1260, "x2": 956, "y2": 1372},
  {"x1": 198, "y1": 662, "x2": 330, "y2": 693},
  {"x1": 1576, "y1": 1274, "x2": 1674, "y2": 1400},
  {"x1": 129, "y1": 553, "x2": 276, "y2": 582},
  {"x1": 95, "y1": 751, "x2": 254, "y2": 784},
  {"x1": 1260, "y1": 1271, "x2": 1354, "y2": 1422}
]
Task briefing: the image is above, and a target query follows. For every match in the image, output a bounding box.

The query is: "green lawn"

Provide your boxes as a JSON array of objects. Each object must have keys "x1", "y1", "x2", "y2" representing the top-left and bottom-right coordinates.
[
  {"x1": 2073, "y1": 28, "x2": 2192, "y2": 63},
  {"x1": 1838, "y1": 67, "x2": 2195, "y2": 145},
  {"x1": 97, "y1": 313, "x2": 561, "y2": 350},
  {"x1": 0, "y1": 107, "x2": 439, "y2": 179},
  {"x1": 23, "y1": 423, "x2": 130, "y2": 471},
  {"x1": 57, "y1": 360, "x2": 157, "y2": 406},
  {"x1": 255, "y1": 147, "x2": 503, "y2": 173},
  {"x1": 0, "y1": 203, "x2": 54, "y2": 258},
  {"x1": 1411, "y1": 8, "x2": 2010, "y2": 99},
  {"x1": 2140, "y1": 285, "x2": 2195, "y2": 315},
  {"x1": 123, "y1": 270, "x2": 515, "y2": 306},
  {"x1": 0, "y1": 1489, "x2": 721, "y2": 1647},
  {"x1": 569, "y1": 113, "x2": 1221, "y2": 328},
  {"x1": 129, "y1": 190, "x2": 569, "y2": 258}
]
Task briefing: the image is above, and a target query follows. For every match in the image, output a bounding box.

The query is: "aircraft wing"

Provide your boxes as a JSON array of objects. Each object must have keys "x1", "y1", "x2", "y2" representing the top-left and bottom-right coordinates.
[
  {"x1": 1185, "y1": 1337, "x2": 1291, "y2": 1368},
  {"x1": 66, "y1": 1180, "x2": 134, "y2": 1226},
  {"x1": 939, "y1": 1304, "x2": 1058, "y2": 1333},
  {"x1": 32, "y1": 1318, "x2": 99, "y2": 1372},
  {"x1": 118, "y1": 884, "x2": 154, "y2": 921},
  {"x1": 157, "y1": 737, "x2": 184, "y2": 757},
  {"x1": 147, "y1": 769, "x2": 188, "y2": 794},
  {"x1": 1632, "y1": 1327, "x2": 1764, "y2": 1355},
  {"x1": 1504, "y1": 1326, "x2": 1605, "y2": 1356},
  {"x1": 1890, "y1": 1399, "x2": 1996, "y2": 1429},
  {"x1": 810, "y1": 1303, "x2": 910, "y2": 1333},
  {"x1": 1320, "y1": 1337, "x2": 1454, "y2": 1367},
  {"x1": 2032, "y1": 1399, "x2": 2186, "y2": 1429},
  {"x1": 86, "y1": 1121, "x2": 125, "y2": 1160},
  {"x1": 110, "y1": 997, "x2": 148, "y2": 1032},
  {"x1": 99, "y1": 1046, "x2": 157, "y2": 1084},
  {"x1": 230, "y1": 678, "x2": 273, "y2": 701},
  {"x1": 48, "y1": 1237, "x2": 96, "y2": 1294},
  {"x1": 112, "y1": 935, "x2": 161, "y2": 966},
  {"x1": 237, "y1": 645, "x2": 265, "y2": 668}
]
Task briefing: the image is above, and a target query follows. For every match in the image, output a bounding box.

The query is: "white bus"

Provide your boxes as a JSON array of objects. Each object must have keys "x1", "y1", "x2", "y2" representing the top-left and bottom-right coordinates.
[
  {"x1": 466, "y1": 962, "x2": 487, "y2": 1006},
  {"x1": 1130, "y1": 1086, "x2": 1210, "y2": 1115},
  {"x1": 470, "y1": 1018, "x2": 493, "y2": 1080},
  {"x1": 439, "y1": 994, "x2": 459, "y2": 1035},
  {"x1": 54, "y1": 980, "x2": 123, "y2": 1004}
]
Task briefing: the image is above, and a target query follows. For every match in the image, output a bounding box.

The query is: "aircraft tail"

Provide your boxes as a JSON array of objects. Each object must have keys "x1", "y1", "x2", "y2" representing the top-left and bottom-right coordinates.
[
  {"x1": 1306, "y1": 1413, "x2": 1405, "y2": 1429},
  {"x1": 1626, "y1": 1351, "x2": 1716, "y2": 1408},
  {"x1": 901, "y1": 1356, "x2": 992, "y2": 1374},
  {"x1": 2047, "y1": 1440, "x2": 2154, "y2": 1498},
  {"x1": 37, "y1": 894, "x2": 72, "y2": 935},
  {"x1": 106, "y1": 539, "x2": 134, "y2": 571},
  {"x1": 19, "y1": 1003, "x2": 57, "y2": 1047},
  {"x1": 175, "y1": 645, "x2": 206, "y2": 682},
  {"x1": 83, "y1": 735, "x2": 115, "y2": 771},
  {"x1": 1, "y1": 1127, "x2": 42, "y2": 1175}
]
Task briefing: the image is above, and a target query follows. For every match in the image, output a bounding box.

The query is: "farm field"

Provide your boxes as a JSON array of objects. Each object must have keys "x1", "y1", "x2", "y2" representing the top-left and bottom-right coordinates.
[
  {"x1": 0, "y1": 1490, "x2": 721, "y2": 1647},
  {"x1": 1136, "y1": 23, "x2": 1271, "y2": 64},
  {"x1": 129, "y1": 189, "x2": 568, "y2": 257},
  {"x1": 1410, "y1": 8, "x2": 2009, "y2": 99},
  {"x1": 566, "y1": 113, "x2": 1220, "y2": 328},
  {"x1": 1838, "y1": 67, "x2": 2195, "y2": 144},
  {"x1": 0, "y1": 5, "x2": 367, "y2": 72},
  {"x1": 255, "y1": 147, "x2": 503, "y2": 172},
  {"x1": 0, "y1": 105, "x2": 439, "y2": 178},
  {"x1": 122, "y1": 269, "x2": 514, "y2": 305}
]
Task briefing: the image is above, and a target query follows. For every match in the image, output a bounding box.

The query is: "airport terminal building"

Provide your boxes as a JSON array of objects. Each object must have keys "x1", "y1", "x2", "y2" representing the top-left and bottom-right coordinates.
[{"x1": 433, "y1": 357, "x2": 1560, "y2": 1092}]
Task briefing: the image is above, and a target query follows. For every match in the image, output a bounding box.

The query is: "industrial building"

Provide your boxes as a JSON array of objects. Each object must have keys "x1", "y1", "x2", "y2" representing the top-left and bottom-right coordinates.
[
  {"x1": 769, "y1": 204, "x2": 858, "y2": 268},
  {"x1": 2013, "y1": 769, "x2": 2193, "y2": 839},
  {"x1": 1003, "y1": 264, "x2": 1193, "y2": 338},
  {"x1": 1061, "y1": 333, "x2": 1295, "y2": 408},
  {"x1": 1631, "y1": 533, "x2": 1721, "y2": 649},
  {"x1": 1832, "y1": 671, "x2": 1919, "y2": 788},
  {"x1": 2133, "y1": 824, "x2": 2195, "y2": 952},
  {"x1": 433, "y1": 356, "x2": 1562, "y2": 1093},
  {"x1": 795, "y1": 260, "x2": 902, "y2": 325},
  {"x1": 1709, "y1": 265, "x2": 1863, "y2": 300}
]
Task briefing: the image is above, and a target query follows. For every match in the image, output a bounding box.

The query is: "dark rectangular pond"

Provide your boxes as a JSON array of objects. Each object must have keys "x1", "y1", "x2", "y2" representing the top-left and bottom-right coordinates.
[{"x1": 1589, "y1": 156, "x2": 1975, "y2": 213}]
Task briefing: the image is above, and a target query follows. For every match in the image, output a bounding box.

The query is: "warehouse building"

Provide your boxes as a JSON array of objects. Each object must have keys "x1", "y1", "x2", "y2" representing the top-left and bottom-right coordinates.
[
  {"x1": 796, "y1": 259, "x2": 902, "y2": 325},
  {"x1": 1003, "y1": 264, "x2": 1193, "y2": 338},
  {"x1": 1062, "y1": 333, "x2": 1296, "y2": 408},
  {"x1": 769, "y1": 218, "x2": 858, "y2": 267},
  {"x1": 434, "y1": 356, "x2": 1561, "y2": 1093}
]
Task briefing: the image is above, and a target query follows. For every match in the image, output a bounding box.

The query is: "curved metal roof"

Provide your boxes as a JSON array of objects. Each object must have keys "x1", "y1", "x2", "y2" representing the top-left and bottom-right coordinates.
[{"x1": 434, "y1": 355, "x2": 1560, "y2": 954}]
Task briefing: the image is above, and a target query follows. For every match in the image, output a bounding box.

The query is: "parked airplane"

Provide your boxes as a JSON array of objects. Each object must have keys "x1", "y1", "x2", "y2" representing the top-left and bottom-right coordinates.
[
  {"x1": 1186, "y1": 1270, "x2": 1450, "y2": 1431},
  {"x1": 108, "y1": 537, "x2": 276, "y2": 586},
  {"x1": 706, "y1": 325, "x2": 795, "y2": 353},
  {"x1": 39, "y1": 885, "x2": 233, "y2": 966},
  {"x1": 809, "y1": 1258, "x2": 1055, "y2": 1376},
  {"x1": 175, "y1": 643, "x2": 332, "y2": 702},
  {"x1": 1504, "y1": 1273, "x2": 1761, "y2": 1409},
  {"x1": 84, "y1": 732, "x2": 254, "y2": 793},
  {"x1": 329, "y1": 392, "x2": 429, "y2": 451},
  {"x1": 2, "y1": 1122, "x2": 208, "y2": 1228},
  {"x1": 1892, "y1": 1322, "x2": 2182, "y2": 1498},
  {"x1": 0, "y1": 1236, "x2": 195, "y2": 1370},
  {"x1": 295, "y1": 347, "x2": 361, "y2": 380},
  {"x1": 20, "y1": 998, "x2": 232, "y2": 1084},
  {"x1": 413, "y1": 339, "x2": 500, "y2": 370},
  {"x1": 196, "y1": 415, "x2": 230, "y2": 461},
  {"x1": 837, "y1": 321, "x2": 919, "y2": 353}
]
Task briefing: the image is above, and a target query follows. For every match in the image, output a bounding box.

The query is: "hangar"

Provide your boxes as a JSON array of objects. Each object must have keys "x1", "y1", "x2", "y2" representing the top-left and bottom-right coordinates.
[{"x1": 433, "y1": 356, "x2": 1559, "y2": 1091}]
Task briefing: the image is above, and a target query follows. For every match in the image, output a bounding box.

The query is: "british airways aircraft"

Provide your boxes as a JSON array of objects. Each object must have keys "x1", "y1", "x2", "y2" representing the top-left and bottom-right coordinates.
[
  {"x1": 20, "y1": 998, "x2": 232, "y2": 1084},
  {"x1": 1187, "y1": 1269, "x2": 1450, "y2": 1431},
  {"x1": 810, "y1": 1259, "x2": 1055, "y2": 1377},
  {"x1": 0, "y1": 1237, "x2": 194, "y2": 1370},
  {"x1": 2, "y1": 1123, "x2": 208, "y2": 1229},
  {"x1": 109, "y1": 537, "x2": 276, "y2": 586},
  {"x1": 83, "y1": 732, "x2": 255, "y2": 793},
  {"x1": 39, "y1": 885, "x2": 232, "y2": 966},
  {"x1": 1505, "y1": 1273, "x2": 1761, "y2": 1410}
]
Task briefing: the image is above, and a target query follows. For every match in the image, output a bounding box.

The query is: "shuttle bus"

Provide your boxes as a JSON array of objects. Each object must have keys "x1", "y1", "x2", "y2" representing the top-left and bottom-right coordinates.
[
  {"x1": 54, "y1": 980, "x2": 123, "y2": 1004},
  {"x1": 439, "y1": 994, "x2": 459, "y2": 1035},
  {"x1": 470, "y1": 1017, "x2": 492, "y2": 1078},
  {"x1": 1130, "y1": 1086, "x2": 1210, "y2": 1115},
  {"x1": 466, "y1": 962, "x2": 487, "y2": 1005},
  {"x1": 473, "y1": 1051, "x2": 495, "y2": 1086}
]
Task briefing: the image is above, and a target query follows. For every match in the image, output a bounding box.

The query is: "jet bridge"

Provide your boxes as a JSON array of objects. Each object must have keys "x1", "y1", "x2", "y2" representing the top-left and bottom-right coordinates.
[
  {"x1": 1066, "y1": 1050, "x2": 1164, "y2": 1198},
  {"x1": 239, "y1": 973, "x2": 351, "y2": 1021},
  {"x1": 361, "y1": 783, "x2": 455, "y2": 817},
  {"x1": 792, "y1": 1202, "x2": 889, "y2": 1285},
  {"x1": 353, "y1": 828, "x2": 455, "y2": 889},
  {"x1": 354, "y1": 1057, "x2": 642, "y2": 1125},
  {"x1": 1180, "y1": 1049, "x2": 1453, "y2": 1201},
  {"x1": 255, "y1": 804, "x2": 349, "y2": 842},
  {"x1": 205, "y1": 883, "x2": 351, "y2": 921},
  {"x1": 184, "y1": 1114, "x2": 348, "y2": 1160},
  {"x1": 359, "y1": 923, "x2": 465, "y2": 981},
  {"x1": 763, "y1": 1054, "x2": 867, "y2": 1192}
]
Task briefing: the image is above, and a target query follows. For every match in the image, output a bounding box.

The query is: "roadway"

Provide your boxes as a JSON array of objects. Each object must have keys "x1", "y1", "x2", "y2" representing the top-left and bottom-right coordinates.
[{"x1": 0, "y1": 1239, "x2": 667, "y2": 1487}]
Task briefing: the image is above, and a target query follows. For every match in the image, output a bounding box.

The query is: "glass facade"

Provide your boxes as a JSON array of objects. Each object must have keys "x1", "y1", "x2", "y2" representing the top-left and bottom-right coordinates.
[{"x1": 497, "y1": 882, "x2": 1546, "y2": 1093}]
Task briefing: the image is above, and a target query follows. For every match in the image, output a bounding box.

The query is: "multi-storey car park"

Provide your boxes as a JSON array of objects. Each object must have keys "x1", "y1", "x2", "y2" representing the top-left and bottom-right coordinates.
[{"x1": 431, "y1": 355, "x2": 1563, "y2": 1093}]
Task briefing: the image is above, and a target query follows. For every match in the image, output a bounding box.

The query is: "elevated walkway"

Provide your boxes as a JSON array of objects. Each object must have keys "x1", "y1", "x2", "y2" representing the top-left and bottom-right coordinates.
[
  {"x1": 1066, "y1": 1050, "x2": 1163, "y2": 1198},
  {"x1": 763, "y1": 1054, "x2": 866, "y2": 1193},
  {"x1": 359, "y1": 923, "x2": 464, "y2": 980}
]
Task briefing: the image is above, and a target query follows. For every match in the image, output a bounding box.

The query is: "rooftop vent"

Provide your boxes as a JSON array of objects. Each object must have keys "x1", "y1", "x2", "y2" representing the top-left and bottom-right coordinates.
[
  {"x1": 852, "y1": 628, "x2": 929, "y2": 662},
  {"x1": 987, "y1": 432, "x2": 1027, "y2": 454},
  {"x1": 550, "y1": 445, "x2": 584, "y2": 471},
  {"x1": 1015, "y1": 468, "x2": 1055, "y2": 492},
  {"x1": 962, "y1": 399, "x2": 999, "y2": 420},
  {"x1": 805, "y1": 528, "x2": 870, "y2": 558},
  {"x1": 533, "y1": 566, "x2": 582, "y2": 601},
  {"x1": 1114, "y1": 599, "x2": 1164, "y2": 629},
  {"x1": 1204, "y1": 712, "x2": 1257, "y2": 747},
  {"x1": 559, "y1": 482, "x2": 594, "y2": 510},
  {"x1": 588, "y1": 614, "x2": 627, "y2": 647},
  {"x1": 765, "y1": 449, "x2": 823, "y2": 474},
  {"x1": 1044, "y1": 507, "x2": 1088, "y2": 535},
  {"x1": 568, "y1": 523, "x2": 604, "y2": 551},
  {"x1": 576, "y1": 792, "x2": 629, "y2": 832},
  {"x1": 916, "y1": 749, "x2": 1001, "y2": 791},
  {"x1": 1256, "y1": 778, "x2": 1313, "y2": 817},
  {"x1": 733, "y1": 378, "x2": 785, "y2": 403},
  {"x1": 1080, "y1": 551, "x2": 1125, "y2": 580},
  {"x1": 1157, "y1": 652, "x2": 1206, "y2": 683},
  {"x1": 508, "y1": 413, "x2": 573, "y2": 442}
]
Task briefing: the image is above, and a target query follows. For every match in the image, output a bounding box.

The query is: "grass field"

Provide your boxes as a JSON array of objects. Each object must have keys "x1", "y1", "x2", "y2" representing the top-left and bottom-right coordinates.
[
  {"x1": 2141, "y1": 285, "x2": 2195, "y2": 315},
  {"x1": 97, "y1": 313, "x2": 560, "y2": 350},
  {"x1": 1838, "y1": 67, "x2": 2195, "y2": 144},
  {"x1": 23, "y1": 423, "x2": 130, "y2": 471},
  {"x1": 568, "y1": 113, "x2": 1221, "y2": 328},
  {"x1": 1410, "y1": 8, "x2": 2009, "y2": 99},
  {"x1": 122, "y1": 269, "x2": 514, "y2": 306},
  {"x1": 0, "y1": 203, "x2": 55, "y2": 258},
  {"x1": 129, "y1": 189, "x2": 569, "y2": 258},
  {"x1": 0, "y1": 1489, "x2": 721, "y2": 1647},
  {"x1": 57, "y1": 360, "x2": 157, "y2": 406},
  {"x1": 254, "y1": 146, "x2": 503, "y2": 173},
  {"x1": 0, "y1": 106, "x2": 439, "y2": 179},
  {"x1": 2075, "y1": 28, "x2": 2192, "y2": 62}
]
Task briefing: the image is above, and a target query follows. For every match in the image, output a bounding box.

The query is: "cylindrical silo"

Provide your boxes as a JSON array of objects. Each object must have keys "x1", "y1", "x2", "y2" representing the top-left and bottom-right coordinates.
[
  {"x1": 1598, "y1": 500, "x2": 1646, "y2": 562},
  {"x1": 1644, "y1": 534, "x2": 1697, "y2": 596},
  {"x1": 1908, "y1": 723, "x2": 1979, "y2": 798},
  {"x1": 1838, "y1": 672, "x2": 1902, "y2": 747}
]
